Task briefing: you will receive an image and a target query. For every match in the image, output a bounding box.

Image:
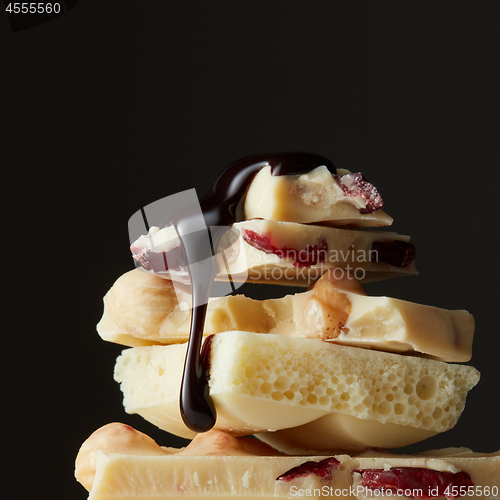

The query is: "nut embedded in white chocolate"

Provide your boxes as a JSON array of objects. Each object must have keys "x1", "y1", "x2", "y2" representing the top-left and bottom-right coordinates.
[
  {"x1": 98, "y1": 268, "x2": 473, "y2": 362},
  {"x1": 76, "y1": 424, "x2": 500, "y2": 499},
  {"x1": 244, "y1": 166, "x2": 393, "y2": 227}
]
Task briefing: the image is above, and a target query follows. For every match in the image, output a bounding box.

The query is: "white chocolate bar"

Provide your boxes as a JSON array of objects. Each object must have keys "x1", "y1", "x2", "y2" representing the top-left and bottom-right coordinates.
[
  {"x1": 131, "y1": 219, "x2": 417, "y2": 286},
  {"x1": 76, "y1": 425, "x2": 500, "y2": 499},
  {"x1": 113, "y1": 332, "x2": 479, "y2": 452},
  {"x1": 244, "y1": 166, "x2": 393, "y2": 227},
  {"x1": 98, "y1": 269, "x2": 473, "y2": 362}
]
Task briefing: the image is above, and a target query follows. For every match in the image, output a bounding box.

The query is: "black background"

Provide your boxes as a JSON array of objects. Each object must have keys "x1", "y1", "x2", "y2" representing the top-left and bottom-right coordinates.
[{"x1": 2, "y1": 1, "x2": 500, "y2": 498}]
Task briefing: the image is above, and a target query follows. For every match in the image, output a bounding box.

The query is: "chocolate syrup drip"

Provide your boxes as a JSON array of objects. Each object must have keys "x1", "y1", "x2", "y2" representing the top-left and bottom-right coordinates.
[
  {"x1": 200, "y1": 334, "x2": 215, "y2": 373},
  {"x1": 177, "y1": 153, "x2": 336, "y2": 432},
  {"x1": 199, "y1": 152, "x2": 336, "y2": 226},
  {"x1": 180, "y1": 331, "x2": 216, "y2": 432}
]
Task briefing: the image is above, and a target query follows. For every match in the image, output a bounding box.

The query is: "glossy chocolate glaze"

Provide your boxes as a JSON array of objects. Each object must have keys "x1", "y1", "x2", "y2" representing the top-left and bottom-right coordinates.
[
  {"x1": 199, "y1": 152, "x2": 336, "y2": 227},
  {"x1": 179, "y1": 332, "x2": 215, "y2": 432},
  {"x1": 178, "y1": 153, "x2": 336, "y2": 432}
]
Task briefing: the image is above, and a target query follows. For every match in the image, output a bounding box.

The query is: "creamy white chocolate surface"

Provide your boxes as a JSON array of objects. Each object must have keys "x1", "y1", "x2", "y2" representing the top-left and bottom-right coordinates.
[
  {"x1": 98, "y1": 269, "x2": 473, "y2": 362},
  {"x1": 114, "y1": 332, "x2": 479, "y2": 451},
  {"x1": 244, "y1": 166, "x2": 393, "y2": 227},
  {"x1": 76, "y1": 424, "x2": 282, "y2": 492},
  {"x1": 87, "y1": 452, "x2": 354, "y2": 499},
  {"x1": 77, "y1": 424, "x2": 500, "y2": 499},
  {"x1": 256, "y1": 415, "x2": 436, "y2": 454}
]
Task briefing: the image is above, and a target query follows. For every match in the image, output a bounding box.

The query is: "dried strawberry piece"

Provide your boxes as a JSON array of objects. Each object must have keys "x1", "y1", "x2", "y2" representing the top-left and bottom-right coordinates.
[
  {"x1": 371, "y1": 240, "x2": 416, "y2": 268},
  {"x1": 357, "y1": 467, "x2": 474, "y2": 500},
  {"x1": 130, "y1": 244, "x2": 187, "y2": 273},
  {"x1": 277, "y1": 457, "x2": 340, "y2": 482},
  {"x1": 130, "y1": 242, "x2": 154, "y2": 271},
  {"x1": 242, "y1": 229, "x2": 328, "y2": 268},
  {"x1": 336, "y1": 172, "x2": 384, "y2": 214}
]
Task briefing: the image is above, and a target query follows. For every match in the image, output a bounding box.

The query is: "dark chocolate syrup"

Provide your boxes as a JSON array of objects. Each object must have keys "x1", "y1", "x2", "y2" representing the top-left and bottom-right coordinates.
[
  {"x1": 198, "y1": 152, "x2": 336, "y2": 227},
  {"x1": 176, "y1": 153, "x2": 336, "y2": 432}
]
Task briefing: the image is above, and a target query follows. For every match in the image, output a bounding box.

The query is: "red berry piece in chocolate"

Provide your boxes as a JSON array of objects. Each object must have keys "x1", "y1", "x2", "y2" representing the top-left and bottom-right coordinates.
[
  {"x1": 130, "y1": 242, "x2": 188, "y2": 274},
  {"x1": 336, "y1": 173, "x2": 384, "y2": 214},
  {"x1": 277, "y1": 457, "x2": 340, "y2": 482},
  {"x1": 243, "y1": 229, "x2": 328, "y2": 268},
  {"x1": 357, "y1": 467, "x2": 474, "y2": 500},
  {"x1": 371, "y1": 240, "x2": 415, "y2": 268}
]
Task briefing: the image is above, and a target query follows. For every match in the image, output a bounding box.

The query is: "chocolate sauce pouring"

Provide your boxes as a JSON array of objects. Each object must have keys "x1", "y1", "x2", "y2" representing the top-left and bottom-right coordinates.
[{"x1": 176, "y1": 153, "x2": 336, "y2": 432}]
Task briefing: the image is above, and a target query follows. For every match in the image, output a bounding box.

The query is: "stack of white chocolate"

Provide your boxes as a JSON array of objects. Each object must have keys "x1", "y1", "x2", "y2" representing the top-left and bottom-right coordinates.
[{"x1": 76, "y1": 162, "x2": 499, "y2": 499}]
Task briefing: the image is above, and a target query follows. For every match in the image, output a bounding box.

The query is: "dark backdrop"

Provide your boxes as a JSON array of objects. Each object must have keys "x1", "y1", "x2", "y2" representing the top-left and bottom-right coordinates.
[{"x1": 2, "y1": 1, "x2": 500, "y2": 498}]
